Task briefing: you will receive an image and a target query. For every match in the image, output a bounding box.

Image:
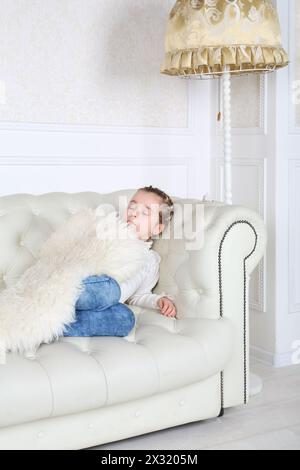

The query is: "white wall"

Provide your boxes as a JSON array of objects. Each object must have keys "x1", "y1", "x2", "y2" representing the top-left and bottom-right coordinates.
[
  {"x1": 252, "y1": 0, "x2": 300, "y2": 368},
  {"x1": 210, "y1": 0, "x2": 300, "y2": 368},
  {"x1": 272, "y1": 0, "x2": 300, "y2": 367},
  {"x1": 216, "y1": 0, "x2": 300, "y2": 368},
  {"x1": 0, "y1": 0, "x2": 210, "y2": 199}
]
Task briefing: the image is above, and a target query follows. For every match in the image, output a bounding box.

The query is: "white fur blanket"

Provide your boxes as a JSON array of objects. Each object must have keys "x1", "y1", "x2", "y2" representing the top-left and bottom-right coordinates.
[{"x1": 0, "y1": 205, "x2": 151, "y2": 364}]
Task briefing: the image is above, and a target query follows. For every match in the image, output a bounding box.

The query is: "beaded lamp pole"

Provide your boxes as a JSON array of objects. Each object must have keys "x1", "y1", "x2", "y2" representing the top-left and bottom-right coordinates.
[
  {"x1": 160, "y1": 0, "x2": 289, "y2": 205},
  {"x1": 160, "y1": 0, "x2": 289, "y2": 397}
]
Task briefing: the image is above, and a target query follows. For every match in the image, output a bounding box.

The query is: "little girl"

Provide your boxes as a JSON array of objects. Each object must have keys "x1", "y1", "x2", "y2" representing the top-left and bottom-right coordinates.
[{"x1": 63, "y1": 186, "x2": 176, "y2": 338}]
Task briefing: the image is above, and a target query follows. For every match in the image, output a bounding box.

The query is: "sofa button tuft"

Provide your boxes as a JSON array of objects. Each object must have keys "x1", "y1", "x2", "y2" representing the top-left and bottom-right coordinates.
[
  {"x1": 88, "y1": 423, "x2": 94, "y2": 429},
  {"x1": 179, "y1": 399, "x2": 185, "y2": 406},
  {"x1": 37, "y1": 431, "x2": 44, "y2": 438},
  {"x1": 135, "y1": 410, "x2": 141, "y2": 417}
]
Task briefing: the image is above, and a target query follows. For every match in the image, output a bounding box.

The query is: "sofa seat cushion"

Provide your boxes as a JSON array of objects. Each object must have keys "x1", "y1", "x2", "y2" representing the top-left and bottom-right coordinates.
[{"x1": 0, "y1": 311, "x2": 234, "y2": 428}]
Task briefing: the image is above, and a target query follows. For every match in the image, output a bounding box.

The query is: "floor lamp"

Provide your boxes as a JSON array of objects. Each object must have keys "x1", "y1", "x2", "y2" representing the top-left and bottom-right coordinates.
[{"x1": 160, "y1": 0, "x2": 289, "y2": 395}]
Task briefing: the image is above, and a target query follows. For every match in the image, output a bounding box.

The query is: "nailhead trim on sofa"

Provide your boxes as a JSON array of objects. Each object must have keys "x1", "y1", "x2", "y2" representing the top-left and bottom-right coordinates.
[{"x1": 218, "y1": 220, "x2": 258, "y2": 414}]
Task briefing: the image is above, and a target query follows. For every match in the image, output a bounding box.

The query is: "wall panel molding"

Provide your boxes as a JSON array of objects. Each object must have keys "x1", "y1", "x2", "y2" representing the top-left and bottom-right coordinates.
[
  {"x1": 0, "y1": 82, "x2": 198, "y2": 136},
  {"x1": 289, "y1": 159, "x2": 300, "y2": 314},
  {"x1": 289, "y1": 0, "x2": 300, "y2": 134}
]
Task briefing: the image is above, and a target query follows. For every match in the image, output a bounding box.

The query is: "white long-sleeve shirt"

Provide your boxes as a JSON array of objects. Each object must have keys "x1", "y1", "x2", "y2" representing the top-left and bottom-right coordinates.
[{"x1": 118, "y1": 245, "x2": 175, "y2": 310}]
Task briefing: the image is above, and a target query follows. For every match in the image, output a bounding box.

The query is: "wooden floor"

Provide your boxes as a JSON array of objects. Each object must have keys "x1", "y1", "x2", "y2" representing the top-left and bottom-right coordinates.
[{"x1": 90, "y1": 359, "x2": 300, "y2": 450}]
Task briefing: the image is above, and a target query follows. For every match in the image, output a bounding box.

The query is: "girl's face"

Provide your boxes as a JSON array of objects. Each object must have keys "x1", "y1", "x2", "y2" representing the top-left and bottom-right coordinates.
[{"x1": 125, "y1": 190, "x2": 165, "y2": 241}]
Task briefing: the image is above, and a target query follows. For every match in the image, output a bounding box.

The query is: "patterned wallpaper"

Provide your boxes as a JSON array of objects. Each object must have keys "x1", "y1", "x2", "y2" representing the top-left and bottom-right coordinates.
[
  {"x1": 0, "y1": 0, "x2": 188, "y2": 128},
  {"x1": 0, "y1": 0, "x2": 262, "y2": 130},
  {"x1": 231, "y1": 74, "x2": 261, "y2": 129}
]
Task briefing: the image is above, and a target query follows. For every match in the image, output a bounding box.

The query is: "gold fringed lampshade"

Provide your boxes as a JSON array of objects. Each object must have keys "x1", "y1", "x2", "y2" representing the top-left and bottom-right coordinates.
[{"x1": 161, "y1": 0, "x2": 289, "y2": 77}]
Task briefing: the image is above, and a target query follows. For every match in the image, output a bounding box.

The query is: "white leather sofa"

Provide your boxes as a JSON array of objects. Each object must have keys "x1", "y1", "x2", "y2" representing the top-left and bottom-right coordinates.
[{"x1": 0, "y1": 189, "x2": 267, "y2": 450}]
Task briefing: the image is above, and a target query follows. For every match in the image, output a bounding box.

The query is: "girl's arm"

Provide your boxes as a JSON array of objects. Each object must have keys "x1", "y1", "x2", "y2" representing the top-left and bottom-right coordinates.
[{"x1": 124, "y1": 254, "x2": 175, "y2": 310}]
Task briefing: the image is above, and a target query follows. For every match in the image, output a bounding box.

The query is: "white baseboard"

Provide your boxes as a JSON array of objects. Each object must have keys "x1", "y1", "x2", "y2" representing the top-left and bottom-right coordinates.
[{"x1": 250, "y1": 345, "x2": 295, "y2": 368}]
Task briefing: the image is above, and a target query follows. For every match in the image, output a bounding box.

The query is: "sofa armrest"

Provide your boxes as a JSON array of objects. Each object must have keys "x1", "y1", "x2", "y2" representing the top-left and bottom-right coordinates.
[
  {"x1": 156, "y1": 202, "x2": 267, "y2": 410},
  {"x1": 174, "y1": 203, "x2": 267, "y2": 321}
]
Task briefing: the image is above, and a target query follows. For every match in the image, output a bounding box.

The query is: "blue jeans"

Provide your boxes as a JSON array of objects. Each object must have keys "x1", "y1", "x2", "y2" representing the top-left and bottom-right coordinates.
[{"x1": 63, "y1": 275, "x2": 135, "y2": 337}]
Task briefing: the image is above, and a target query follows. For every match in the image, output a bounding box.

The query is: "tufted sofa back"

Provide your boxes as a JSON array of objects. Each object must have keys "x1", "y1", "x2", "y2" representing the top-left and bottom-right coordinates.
[
  {"x1": 0, "y1": 190, "x2": 136, "y2": 289},
  {"x1": 0, "y1": 189, "x2": 266, "y2": 321}
]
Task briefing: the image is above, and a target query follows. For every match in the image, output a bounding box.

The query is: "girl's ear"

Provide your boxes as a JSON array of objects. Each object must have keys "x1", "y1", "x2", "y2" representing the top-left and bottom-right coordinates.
[{"x1": 153, "y1": 223, "x2": 165, "y2": 236}]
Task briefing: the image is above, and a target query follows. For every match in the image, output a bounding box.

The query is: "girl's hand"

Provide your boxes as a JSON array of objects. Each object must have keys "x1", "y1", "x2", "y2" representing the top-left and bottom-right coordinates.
[{"x1": 157, "y1": 297, "x2": 177, "y2": 317}]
